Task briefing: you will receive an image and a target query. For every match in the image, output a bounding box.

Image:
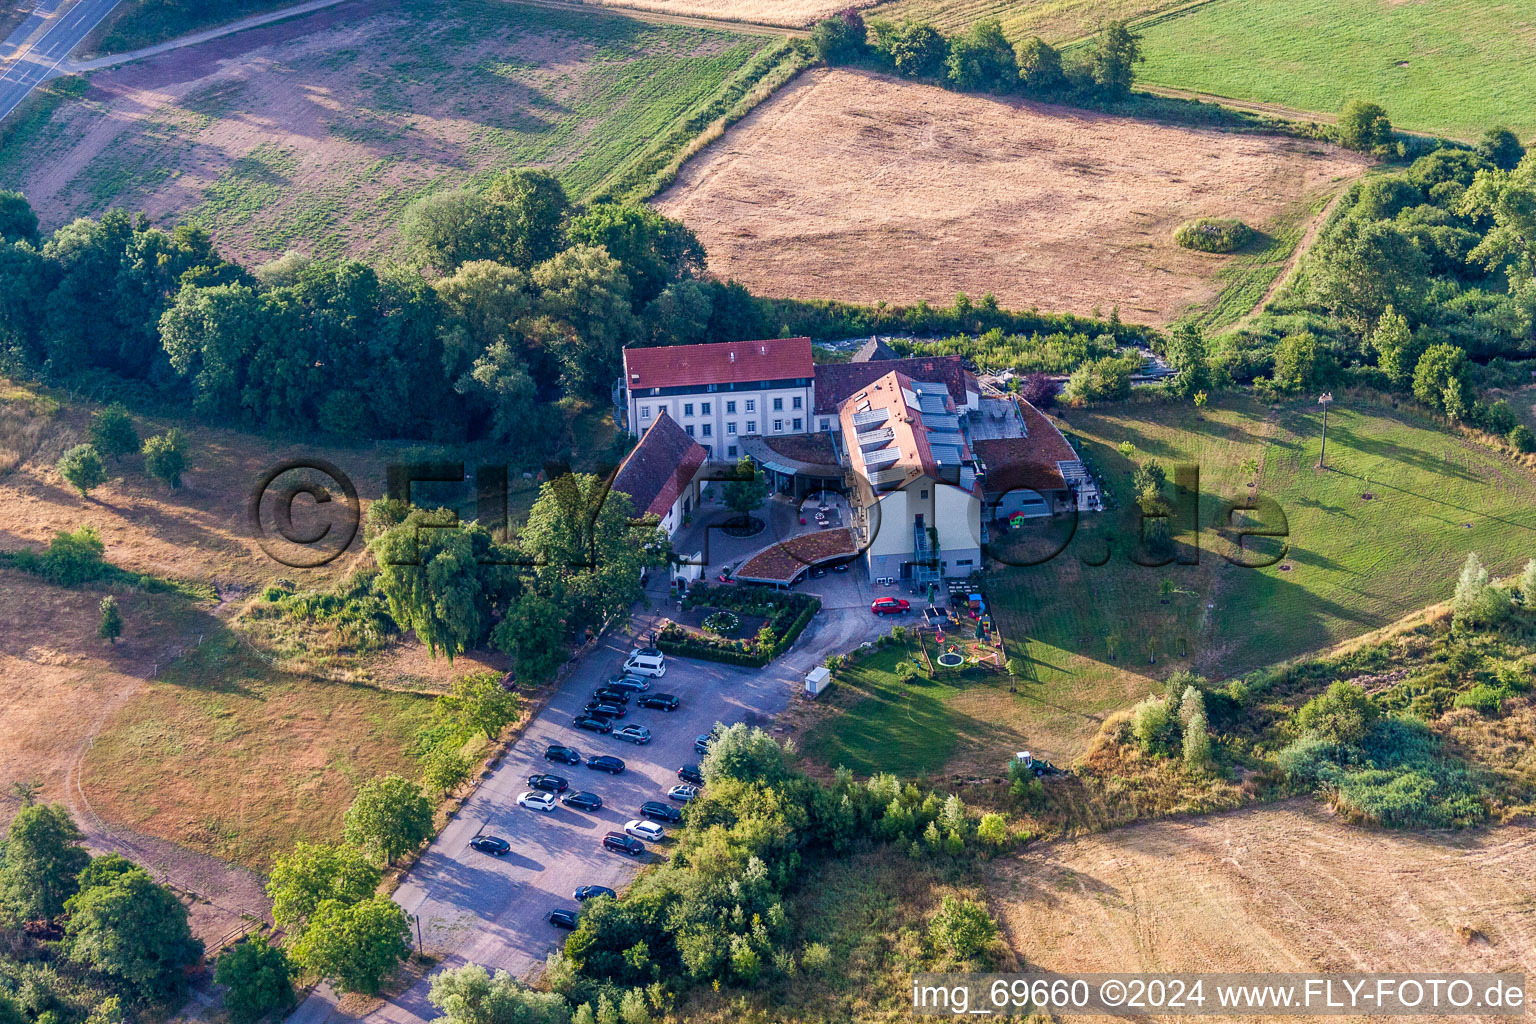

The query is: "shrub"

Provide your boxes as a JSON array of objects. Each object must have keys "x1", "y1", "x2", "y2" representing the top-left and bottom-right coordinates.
[
  {"x1": 928, "y1": 896, "x2": 998, "y2": 964},
  {"x1": 142, "y1": 428, "x2": 188, "y2": 488},
  {"x1": 1476, "y1": 126, "x2": 1525, "y2": 171},
  {"x1": 946, "y1": 20, "x2": 1017, "y2": 93},
  {"x1": 1174, "y1": 217, "x2": 1252, "y2": 254},
  {"x1": 98, "y1": 596, "x2": 122, "y2": 644},
  {"x1": 1130, "y1": 696, "x2": 1176, "y2": 755},
  {"x1": 1014, "y1": 36, "x2": 1065, "y2": 95},
  {"x1": 1510, "y1": 424, "x2": 1535, "y2": 454},
  {"x1": 873, "y1": 19, "x2": 949, "y2": 79},
  {"x1": 1337, "y1": 100, "x2": 1393, "y2": 151},
  {"x1": 811, "y1": 9, "x2": 868, "y2": 64},
  {"x1": 1452, "y1": 683, "x2": 1506, "y2": 714},
  {"x1": 57, "y1": 444, "x2": 106, "y2": 496},
  {"x1": 1294, "y1": 681, "x2": 1378, "y2": 745},
  {"x1": 976, "y1": 812, "x2": 1009, "y2": 847},
  {"x1": 88, "y1": 404, "x2": 139, "y2": 461}
]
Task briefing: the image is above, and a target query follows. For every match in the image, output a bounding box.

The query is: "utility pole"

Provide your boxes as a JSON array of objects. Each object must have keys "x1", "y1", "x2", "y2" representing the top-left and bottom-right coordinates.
[{"x1": 1317, "y1": 392, "x2": 1333, "y2": 468}]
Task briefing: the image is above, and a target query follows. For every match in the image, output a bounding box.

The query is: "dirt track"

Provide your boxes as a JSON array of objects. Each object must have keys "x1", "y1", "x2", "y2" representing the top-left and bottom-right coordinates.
[
  {"x1": 656, "y1": 68, "x2": 1369, "y2": 325},
  {"x1": 993, "y1": 802, "x2": 1536, "y2": 1020}
]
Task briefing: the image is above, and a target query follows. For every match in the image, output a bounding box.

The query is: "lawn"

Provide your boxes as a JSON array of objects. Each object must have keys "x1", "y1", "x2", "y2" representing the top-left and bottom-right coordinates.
[
  {"x1": 8, "y1": 0, "x2": 793, "y2": 261},
  {"x1": 78, "y1": 629, "x2": 437, "y2": 870},
  {"x1": 1132, "y1": 0, "x2": 1536, "y2": 140},
  {"x1": 985, "y1": 394, "x2": 1536, "y2": 757}
]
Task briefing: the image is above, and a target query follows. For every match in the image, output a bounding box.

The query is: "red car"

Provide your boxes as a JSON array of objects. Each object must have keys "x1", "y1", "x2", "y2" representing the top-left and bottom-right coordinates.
[{"x1": 871, "y1": 597, "x2": 910, "y2": 615}]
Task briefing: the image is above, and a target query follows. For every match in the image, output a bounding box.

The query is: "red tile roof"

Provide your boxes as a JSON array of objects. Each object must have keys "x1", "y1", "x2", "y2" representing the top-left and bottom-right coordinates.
[
  {"x1": 623, "y1": 338, "x2": 813, "y2": 391},
  {"x1": 611, "y1": 412, "x2": 709, "y2": 518},
  {"x1": 973, "y1": 399, "x2": 1078, "y2": 495},
  {"x1": 813, "y1": 355, "x2": 976, "y2": 414}
]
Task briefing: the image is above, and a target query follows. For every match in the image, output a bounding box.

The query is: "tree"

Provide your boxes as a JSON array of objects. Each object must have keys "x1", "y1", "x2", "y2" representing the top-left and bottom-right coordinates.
[
  {"x1": 427, "y1": 963, "x2": 572, "y2": 1024},
  {"x1": 1270, "y1": 332, "x2": 1319, "y2": 392},
  {"x1": 63, "y1": 867, "x2": 203, "y2": 997},
  {"x1": 0, "y1": 803, "x2": 89, "y2": 922},
  {"x1": 41, "y1": 525, "x2": 107, "y2": 586},
  {"x1": 1520, "y1": 558, "x2": 1536, "y2": 606},
  {"x1": 1083, "y1": 21, "x2": 1142, "y2": 98},
  {"x1": 530, "y1": 245, "x2": 637, "y2": 399},
  {"x1": 1512, "y1": 424, "x2": 1536, "y2": 454},
  {"x1": 700, "y1": 724, "x2": 790, "y2": 786},
  {"x1": 1337, "y1": 100, "x2": 1392, "y2": 151},
  {"x1": 57, "y1": 444, "x2": 106, "y2": 496},
  {"x1": 722, "y1": 457, "x2": 768, "y2": 524},
  {"x1": 343, "y1": 776, "x2": 434, "y2": 864},
  {"x1": 1412, "y1": 343, "x2": 1469, "y2": 414},
  {"x1": 1179, "y1": 686, "x2": 1211, "y2": 771},
  {"x1": 84, "y1": 406, "x2": 138, "y2": 464},
  {"x1": 1309, "y1": 216, "x2": 1429, "y2": 330},
  {"x1": 0, "y1": 190, "x2": 40, "y2": 246},
  {"x1": 1461, "y1": 152, "x2": 1536, "y2": 288},
  {"x1": 1369, "y1": 304, "x2": 1414, "y2": 388},
  {"x1": 290, "y1": 895, "x2": 411, "y2": 996},
  {"x1": 460, "y1": 341, "x2": 542, "y2": 445},
  {"x1": 1014, "y1": 36, "x2": 1065, "y2": 95},
  {"x1": 874, "y1": 20, "x2": 948, "y2": 79},
  {"x1": 1018, "y1": 371, "x2": 1055, "y2": 408},
  {"x1": 215, "y1": 935, "x2": 295, "y2": 1024},
  {"x1": 1451, "y1": 550, "x2": 1511, "y2": 629},
  {"x1": 1131, "y1": 696, "x2": 1176, "y2": 755},
  {"x1": 946, "y1": 20, "x2": 1016, "y2": 93},
  {"x1": 1163, "y1": 322, "x2": 1209, "y2": 398},
  {"x1": 142, "y1": 429, "x2": 188, "y2": 488},
  {"x1": 927, "y1": 896, "x2": 998, "y2": 963},
  {"x1": 439, "y1": 672, "x2": 521, "y2": 740},
  {"x1": 1239, "y1": 456, "x2": 1259, "y2": 485},
  {"x1": 492, "y1": 590, "x2": 569, "y2": 685},
  {"x1": 98, "y1": 595, "x2": 123, "y2": 644},
  {"x1": 811, "y1": 10, "x2": 869, "y2": 64},
  {"x1": 421, "y1": 745, "x2": 473, "y2": 796},
  {"x1": 566, "y1": 203, "x2": 705, "y2": 309},
  {"x1": 1294, "y1": 681, "x2": 1378, "y2": 745},
  {"x1": 266, "y1": 842, "x2": 381, "y2": 931},
  {"x1": 1476, "y1": 127, "x2": 1525, "y2": 171},
  {"x1": 481, "y1": 169, "x2": 570, "y2": 270},
  {"x1": 976, "y1": 813, "x2": 1008, "y2": 848}
]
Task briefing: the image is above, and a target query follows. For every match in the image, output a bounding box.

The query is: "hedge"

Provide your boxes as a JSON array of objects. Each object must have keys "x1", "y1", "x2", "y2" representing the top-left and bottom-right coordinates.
[{"x1": 658, "y1": 587, "x2": 822, "y2": 666}]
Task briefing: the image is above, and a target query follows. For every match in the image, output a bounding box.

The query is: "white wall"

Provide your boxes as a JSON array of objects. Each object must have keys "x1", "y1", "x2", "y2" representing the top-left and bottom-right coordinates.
[{"x1": 629, "y1": 383, "x2": 815, "y2": 456}]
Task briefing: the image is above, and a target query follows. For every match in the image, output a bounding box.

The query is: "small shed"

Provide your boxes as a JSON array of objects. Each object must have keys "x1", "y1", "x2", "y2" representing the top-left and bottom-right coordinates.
[{"x1": 804, "y1": 666, "x2": 831, "y2": 698}]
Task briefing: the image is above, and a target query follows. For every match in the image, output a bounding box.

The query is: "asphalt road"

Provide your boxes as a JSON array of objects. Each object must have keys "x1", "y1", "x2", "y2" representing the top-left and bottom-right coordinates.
[
  {"x1": 291, "y1": 571, "x2": 886, "y2": 1024},
  {"x1": 0, "y1": 0, "x2": 121, "y2": 122}
]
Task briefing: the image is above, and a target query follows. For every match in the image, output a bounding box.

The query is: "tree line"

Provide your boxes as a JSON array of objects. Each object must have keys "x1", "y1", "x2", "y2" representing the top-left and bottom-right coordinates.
[{"x1": 812, "y1": 9, "x2": 1144, "y2": 103}]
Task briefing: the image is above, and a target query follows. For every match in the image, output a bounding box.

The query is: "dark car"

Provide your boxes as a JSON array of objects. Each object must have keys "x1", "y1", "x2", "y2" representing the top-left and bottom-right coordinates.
[
  {"x1": 810, "y1": 565, "x2": 827, "y2": 578},
  {"x1": 640, "y1": 801, "x2": 683, "y2": 824},
  {"x1": 574, "y1": 885, "x2": 616, "y2": 902},
  {"x1": 630, "y1": 646, "x2": 662, "y2": 659},
  {"x1": 575, "y1": 716, "x2": 613, "y2": 735},
  {"x1": 592, "y1": 686, "x2": 631, "y2": 705},
  {"x1": 470, "y1": 835, "x2": 510, "y2": 855},
  {"x1": 607, "y1": 675, "x2": 651, "y2": 693},
  {"x1": 638, "y1": 693, "x2": 679, "y2": 711},
  {"x1": 527, "y1": 773, "x2": 568, "y2": 793},
  {"x1": 603, "y1": 832, "x2": 645, "y2": 857},
  {"x1": 833, "y1": 561, "x2": 850, "y2": 573},
  {"x1": 694, "y1": 730, "x2": 720, "y2": 756},
  {"x1": 587, "y1": 754, "x2": 626, "y2": 775},
  {"x1": 677, "y1": 765, "x2": 704, "y2": 786},
  {"x1": 582, "y1": 701, "x2": 627, "y2": 719},
  {"x1": 547, "y1": 908, "x2": 579, "y2": 929},
  {"x1": 544, "y1": 745, "x2": 581, "y2": 765},
  {"x1": 562, "y1": 791, "x2": 603, "y2": 811}
]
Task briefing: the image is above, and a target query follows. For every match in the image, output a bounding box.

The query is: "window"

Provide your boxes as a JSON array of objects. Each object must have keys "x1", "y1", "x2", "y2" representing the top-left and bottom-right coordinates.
[
  {"x1": 956, "y1": 558, "x2": 973, "y2": 566},
  {"x1": 745, "y1": 400, "x2": 756, "y2": 413},
  {"x1": 819, "y1": 418, "x2": 829, "y2": 431},
  {"x1": 727, "y1": 401, "x2": 737, "y2": 414},
  {"x1": 773, "y1": 419, "x2": 783, "y2": 432},
  {"x1": 747, "y1": 421, "x2": 757, "y2": 433},
  {"x1": 727, "y1": 422, "x2": 737, "y2": 435},
  {"x1": 792, "y1": 396, "x2": 802, "y2": 410},
  {"x1": 728, "y1": 445, "x2": 738, "y2": 458},
  {"x1": 701, "y1": 402, "x2": 711, "y2": 415},
  {"x1": 684, "y1": 403, "x2": 694, "y2": 417},
  {"x1": 773, "y1": 397, "x2": 783, "y2": 411},
  {"x1": 920, "y1": 489, "x2": 928, "y2": 499},
  {"x1": 702, "y1": 423, "x2": 712, "y2": 437},
  {"x1": 685, "y1": 425, "x2": 694, "y2": 437},
  {"x1": 641, "y1": 405, "x2": 651, "y2": 419},
  {"x1": 792, "y1": 417, "x2": 802, "y2": 431}
]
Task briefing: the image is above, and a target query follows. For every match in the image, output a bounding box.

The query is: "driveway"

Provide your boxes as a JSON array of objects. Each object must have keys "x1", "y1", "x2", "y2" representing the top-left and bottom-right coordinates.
[{"x1": 292, "y1": 590, "x2": 890, "y2": 1024}]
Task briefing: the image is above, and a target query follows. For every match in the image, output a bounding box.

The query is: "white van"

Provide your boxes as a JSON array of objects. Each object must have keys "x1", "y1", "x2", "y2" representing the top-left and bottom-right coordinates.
[{"x1": 624, "y1": 651, "x2": 666, "y2": 677}]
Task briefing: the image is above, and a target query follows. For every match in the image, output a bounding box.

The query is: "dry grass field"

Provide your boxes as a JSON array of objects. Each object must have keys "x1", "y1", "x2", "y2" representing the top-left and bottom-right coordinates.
[
  {"x1": 589, "y1": 0, "x2": 850, "y2": 27},
  {"x1": 0, "y1": 0, "x2": 779, "y2": 262},
  {"x1": 994, "y1": 802, "x2": 1536, "y2": 1005},
  {"x1": 655, "y1": 69, "x2": 1368, "y2": 325}
]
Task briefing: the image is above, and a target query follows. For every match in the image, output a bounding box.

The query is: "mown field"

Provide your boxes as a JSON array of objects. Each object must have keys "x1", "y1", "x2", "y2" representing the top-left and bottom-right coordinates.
[
  {"x1": 868, "y1": 0, "x2": 1173, "y2": 46},
  {"x1": 80, "y1": 0, "x2": 296, "y2": 56},
  {"x1": 1, "y1": 0, "x2": 791, "y2": 261},
  {"x1": 1133, "y1": 0, "x2": 1536, "y2": 140},
  {"x1": 803, "y1": 395, "x2": 1536, "y2": 771}
]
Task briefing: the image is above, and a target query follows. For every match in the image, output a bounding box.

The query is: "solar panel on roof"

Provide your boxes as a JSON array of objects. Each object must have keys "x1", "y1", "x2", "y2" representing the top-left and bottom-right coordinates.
[
  {"x1": 864, "y1": 448, "x2": 901, "y2": 469},
  {"x1": 851, "y1": 408, "x2": 889, "y2": 428},
  {"x1": 930, "y1": 443, "x2": 964, "y2": 464},
  {"x1": 857, "y1": 427, "x2": 894, "y2": 449}
]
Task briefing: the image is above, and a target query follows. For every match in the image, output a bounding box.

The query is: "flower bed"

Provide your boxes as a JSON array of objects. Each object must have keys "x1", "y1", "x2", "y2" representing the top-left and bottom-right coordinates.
[
  {"x1": 658, "y1": 583, "x2": 821, "y2": 666},
  {"x1": 702, "y1": 610, "x2": 741, "y2": 635}
]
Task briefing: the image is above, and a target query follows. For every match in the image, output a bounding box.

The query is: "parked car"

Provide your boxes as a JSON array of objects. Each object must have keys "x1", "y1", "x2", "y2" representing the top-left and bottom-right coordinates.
[
  {"x1": 624, "y1": 652, "x2": 666, "y2": 678},
  {"x1": 574, "y1": 885, "x2": 616, "y2": 902},
  {"x1": 518, "y1": 791, "x2": 557, "y2": 812},
  {"x1": 630, "y1": 646, "x2": 662, "y2": 659},
  {"x1": 562, "y1": 791, "x2": 602, "y2": 811},
  {"x1": 586, "y1": 755, "x2": 626, "y2": 775},
  {"x1": 810, "y1": 566, "x2": 828, "y2": 578},
  {"x1": 592, "y1": 686, "x2": 631, "y2": 704},
  {"x1": 694, "y1": 733, "x2": 714, "y2": 756},
  {"x1": 574, "y1": 716, "x2": 613, "y2": 735},
  {"x1": 547, "y1": 908, "x2": 579, "y2": 929},
  {"x1": 470, "y1": 835, "x2": 510, "y2": 855},
  {"x1": 613, "y1": 724, "x2": 652, "y2": 745},
  {"x1": 637, "y1": 693, "x2": 679, "y2": 711},
  {"x1": 676, "y1": 765, "x2": 704, "y2": 786},
  {"x1": 668, "y1": 784, "x2": 699, "y2": 803},
  {"x1": 625, "y1": 819, "x2": 665, "y2": 842},
  {"x1": 833, "y1": 561, "x2": 850, "y2": 573},
  {"x1": 527, "y1": 773, "x2": 568, "y2": 793},
  {"x1": 603, "y1": 832, "x2": 645, "y2": 857},
  {"x1": 544, "y1": 745, "x2": 581, "y2": 765},
  {"x1": 639, "y1": 801, "x2": 682, "y2": 824},
  {"x1": 717, "y1": 565, "x2": 736, "y2": 583},
  {"x1": 606, "y1": 675, "x2": 650, "y2": 693},
  {"x1": 871, "y1": 597, "x2": 911, "y2": 615},
  {"x1": 582, "y1": 701, "x2": 627, "y2": 719}
]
